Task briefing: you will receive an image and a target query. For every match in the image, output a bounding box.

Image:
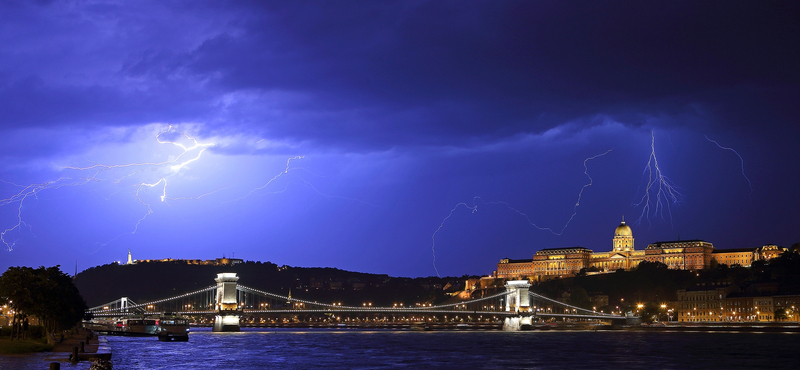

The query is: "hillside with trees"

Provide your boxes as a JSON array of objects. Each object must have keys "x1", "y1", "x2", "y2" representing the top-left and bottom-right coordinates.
[{"x1": 74, "y1": 261, "x2": 475, "y2": 308}]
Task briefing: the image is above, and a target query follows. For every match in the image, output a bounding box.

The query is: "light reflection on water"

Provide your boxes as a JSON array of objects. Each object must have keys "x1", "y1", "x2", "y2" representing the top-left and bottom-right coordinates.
[
  {"x1": 107, "y1": 328, "x2": 800, "y2": 370},
  {"x1": 6, "y1": 329, "x2": 797, "y2": 370},
  {"x1": 0, "y1": 351, "x2": 93, "y2": 370}
]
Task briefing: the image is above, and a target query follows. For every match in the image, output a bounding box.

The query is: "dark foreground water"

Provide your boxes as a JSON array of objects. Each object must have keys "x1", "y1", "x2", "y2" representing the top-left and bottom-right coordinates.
[{"x1": 3, "y1": 328, "x2": 800, "y2": 369}]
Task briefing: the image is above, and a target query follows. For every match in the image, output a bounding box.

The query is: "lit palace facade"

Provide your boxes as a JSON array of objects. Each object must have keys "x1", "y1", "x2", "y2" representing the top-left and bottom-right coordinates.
[
  {"x1": 496, "y1": 219, "x2": 785, "y2": 282},
  {"x1": 497, "y1": 219, "x2": 648, "y2": 282}
]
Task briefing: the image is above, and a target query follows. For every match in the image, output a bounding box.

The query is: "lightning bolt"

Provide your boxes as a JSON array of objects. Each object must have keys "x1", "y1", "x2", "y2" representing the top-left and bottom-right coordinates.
[
  {"x1": 2, "y1": 125, "x2": 216, "y2": 252},
  {"x1": 235, "y1": 156, "x2": 305, "y2": 201},
  {"x1": 431, "y1": 201, "x2": 477, "y2": 277},
  {"x1": 5, "y1": 125, "x2": 370, "y2": 254},
  {"x1": 1, "y1": 177, "x2": 96, "y2": 251},
  {"x1": 704, "y1": 135, "x2": 753, "y2": 193},
  {"x1": 65, "y1": 125, "x2": 214, "y2": 173},
  {"x1": 633, "y1": 131, "x2": 684, "y2": 228},
  {"x1": 132, "y1": 178, "x2": 167, "y2": 234},
  {"x1": 430, "y1": 149, "x2": 612, "y2": 277},
  {"x1": 230, "y1": 156, "x2": 376, "y2": 208}
]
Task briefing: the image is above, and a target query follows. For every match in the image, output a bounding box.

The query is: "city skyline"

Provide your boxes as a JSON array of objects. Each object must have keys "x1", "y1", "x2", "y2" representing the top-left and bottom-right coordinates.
[{"x1": 1, "y1": 1, "x2": 798, "y2": 277}]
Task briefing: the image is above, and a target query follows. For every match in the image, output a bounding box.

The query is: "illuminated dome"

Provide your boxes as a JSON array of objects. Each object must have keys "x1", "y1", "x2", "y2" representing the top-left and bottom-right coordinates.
[{"x1": 614, "y1": 221, "x2": 632, "y2": 237}]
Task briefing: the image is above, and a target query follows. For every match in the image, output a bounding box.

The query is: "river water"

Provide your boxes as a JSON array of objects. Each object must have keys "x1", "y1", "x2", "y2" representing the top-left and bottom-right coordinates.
[{"x1": 3, "y1": 328, "x2": 799, "y2": 369}]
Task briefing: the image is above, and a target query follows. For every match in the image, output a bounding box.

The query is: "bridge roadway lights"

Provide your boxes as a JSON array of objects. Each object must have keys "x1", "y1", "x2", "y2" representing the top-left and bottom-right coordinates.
[{"x1": 213, "y1": 273, "x2": 241, "y2": 332}]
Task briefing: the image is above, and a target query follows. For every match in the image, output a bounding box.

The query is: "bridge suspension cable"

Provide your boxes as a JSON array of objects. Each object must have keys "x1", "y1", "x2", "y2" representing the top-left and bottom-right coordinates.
[
  {"x1": 528, "y1": 291, "x2": 621, "y2": 318},
  {"x1": 237, "y1": 285, "x2": 512, "y2": 312},
  {"x1": 87, "y1": 285, "x2": 217, "y2": 313},
  {"x1": 86, "y1": 297, "x2": 140, "y2": 313}
]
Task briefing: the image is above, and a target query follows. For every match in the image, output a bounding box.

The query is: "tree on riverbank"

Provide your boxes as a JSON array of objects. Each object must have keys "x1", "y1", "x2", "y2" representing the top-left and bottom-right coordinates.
[{"x1": 0, "y1": 266, "x2": 87, "y2": 344}]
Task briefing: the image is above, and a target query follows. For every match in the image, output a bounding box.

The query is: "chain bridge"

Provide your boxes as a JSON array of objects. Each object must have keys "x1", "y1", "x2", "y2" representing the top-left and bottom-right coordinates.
[{"x1": 87, "y1": 273, "x2": 625, "y2": 331}]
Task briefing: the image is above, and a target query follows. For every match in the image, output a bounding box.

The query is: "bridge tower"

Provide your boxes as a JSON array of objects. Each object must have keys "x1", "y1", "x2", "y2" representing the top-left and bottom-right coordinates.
[
  {"x1": 503, "y1": 280, "x2": 533, "y2": 331},
  {"x1": 504, "y1": 280, "x2": 531, "y2": 312},
  {"x1": 213, "y1": 272, "x2": 241, "y2": 332}
]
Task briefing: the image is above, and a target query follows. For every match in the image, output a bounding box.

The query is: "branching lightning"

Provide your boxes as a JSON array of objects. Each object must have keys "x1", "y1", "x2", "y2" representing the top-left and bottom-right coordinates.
[
  {"x1": 75, "y1": 126, "x2": 216, "y2": 249},
  {"x1": 64, "y1": 125, "x2": 214, "y2": 173},
  {"x1": 1, "y1": 177, "x2": 96, "y2": 251},
  {"x1": 633, "y1": 131, "x2": 684, "y2": 228},
  {"x1": 430, "y1": 149, "x2": 612, "y2": 277},
  {"x1": 3, "y1": 124, "x2": 372, "y2": 254},
  {"x1": 2, "y1": 125, "x2": 218, "y2": 252},
  {"x1": 132, "y1": 178, "x2": 167, "y2": 234},
  {"x1": 235, "y1": 156, "x2": 305, "y2": 201},
  {"x1": 230, "y1": 156, "x2": 375, "y2": 207},
  {"x1": 704, "y1": 135, "x2": 753, "y2": 193}
]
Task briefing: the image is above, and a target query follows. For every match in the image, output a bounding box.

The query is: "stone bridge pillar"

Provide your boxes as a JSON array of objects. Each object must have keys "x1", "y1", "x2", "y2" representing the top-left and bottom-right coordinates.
[
  {"x1": 213, "y1": 273, "x2": 241, "y2": 332},
  {"x1": 504, "y1": 280, "x2": 531, "y2": 313},
  {"x1": 503, "y1": 280, "x2": 533, "y2": 331}
]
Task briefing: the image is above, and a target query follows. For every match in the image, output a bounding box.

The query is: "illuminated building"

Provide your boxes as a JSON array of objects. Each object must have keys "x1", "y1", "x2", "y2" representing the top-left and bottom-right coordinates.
[
  {"x1": 590, "y1": 220, "x2": 646, "y2": 272},
  {"x1": 755, "y1": 244, "x2": 786, "y2": 261},
  {"x1": 773, "y1": 295, "x2": 800, "y2": 322},
  {"x1": 676, "y1": 283, "x2": 731, "y2": 322},
  {"x1": 497, "y1": 219, "x2": 646, "y2": 281},
  {"x1": 130, "y1": 256, "x2": 244, "y2": 266},
  {"x1": 643, "y1": 240, "x2": 714, "y2": 270},
  {"x1": 496, "y1": 219, "x2": 785, "y2": 282},
  {"x1": 711, "y1": 248, "x2": 755, "y2": 267},
  {"x1": 677, "y1": 282, "x2": 800, "y2": 323},
  {"x1": 496, "y1": 258, "x2": 535, "y2": 280},
  {"x1": 707, "y1": 245, "x2": 786, "y2": 268},
  {"x1": 531, "y1": 247, "x2": 593, "y2": 281}
]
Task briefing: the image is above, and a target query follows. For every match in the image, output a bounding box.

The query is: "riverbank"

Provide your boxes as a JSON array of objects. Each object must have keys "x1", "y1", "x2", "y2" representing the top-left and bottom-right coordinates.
[
  {"x1": 0, "y1": 338, "x2": 53, "y2": 354},
  {"x1": 0, "y1": 329, "x2": 109, "y2": 369},
  {"x1": 51, "y1": 328, "x2": 99, "y2": 353}
]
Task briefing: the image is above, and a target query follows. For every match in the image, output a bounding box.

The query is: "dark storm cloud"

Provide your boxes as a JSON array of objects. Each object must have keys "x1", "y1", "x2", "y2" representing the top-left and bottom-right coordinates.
[
  {"x1": 182, "y1": 0, "x2": 799, "y2": 144},
  {"x1": 3, "y1": 0, "x2": 796, "y2": 152}
]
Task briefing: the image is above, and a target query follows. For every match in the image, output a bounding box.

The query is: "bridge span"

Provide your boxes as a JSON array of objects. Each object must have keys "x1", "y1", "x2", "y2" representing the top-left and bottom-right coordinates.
[{"x1": 87, "y1": 273, "x2": 626, "y2": 331}]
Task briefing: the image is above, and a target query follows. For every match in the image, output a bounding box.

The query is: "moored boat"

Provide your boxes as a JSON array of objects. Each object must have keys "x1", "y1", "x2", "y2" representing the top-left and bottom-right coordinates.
[{"x1": 157, "y1": 315, "x2": 190, "y2": 341}]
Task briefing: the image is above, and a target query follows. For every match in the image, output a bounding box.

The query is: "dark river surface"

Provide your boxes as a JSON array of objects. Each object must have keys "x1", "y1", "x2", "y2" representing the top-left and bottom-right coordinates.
[{"x1": 3, "y1": 328, "x2": 799, "y2": 369}]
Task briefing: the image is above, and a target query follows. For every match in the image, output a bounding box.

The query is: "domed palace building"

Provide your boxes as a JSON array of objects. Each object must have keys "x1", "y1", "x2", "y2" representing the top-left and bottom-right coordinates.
[
  {"x1": 496, "y1": 218, "x2": 786, "y2": 281},
  {"x1": 497, "y1": 219, "x2": 646, "y2": 282}
]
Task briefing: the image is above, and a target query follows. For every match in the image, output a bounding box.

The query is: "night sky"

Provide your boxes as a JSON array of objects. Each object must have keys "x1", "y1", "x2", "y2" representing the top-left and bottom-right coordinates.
[{"x1": 1, "y1": 1, "x2": 798, "y2": 278}]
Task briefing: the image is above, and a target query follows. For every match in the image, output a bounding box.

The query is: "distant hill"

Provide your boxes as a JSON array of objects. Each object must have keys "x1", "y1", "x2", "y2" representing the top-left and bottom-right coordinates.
[{"x1": 74, "y1": 261, "x2": 474, "y2": 307}]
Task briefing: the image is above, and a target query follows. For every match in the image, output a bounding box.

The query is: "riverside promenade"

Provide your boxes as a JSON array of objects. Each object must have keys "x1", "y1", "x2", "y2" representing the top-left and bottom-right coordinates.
[{"x1": 47, "y1": 328, "x2": 111, "y2": 365}]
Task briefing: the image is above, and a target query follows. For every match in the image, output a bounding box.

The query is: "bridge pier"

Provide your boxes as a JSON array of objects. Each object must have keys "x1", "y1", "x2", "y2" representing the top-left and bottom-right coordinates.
[
  {"x1": 212, "y1": 273, "x2": 241, "y2": 332},
  {"x1": 503, "y1": 280, "x2": 533, "y2": 331}
]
